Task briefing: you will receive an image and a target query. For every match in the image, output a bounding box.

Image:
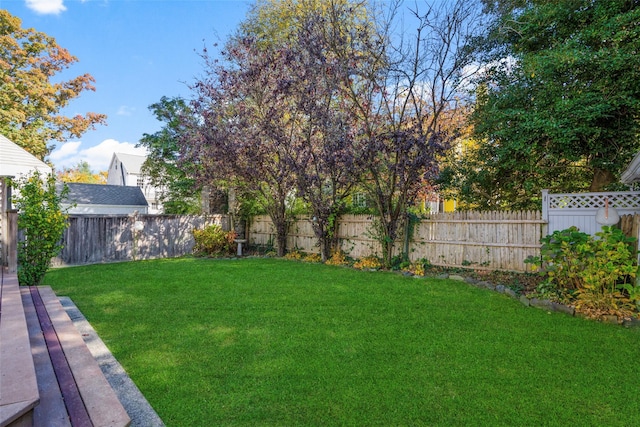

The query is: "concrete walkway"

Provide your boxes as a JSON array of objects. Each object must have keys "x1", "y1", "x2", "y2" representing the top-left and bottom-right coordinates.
[{"x1": 59, "y1": 297, "x2": 165, "y2": 427}]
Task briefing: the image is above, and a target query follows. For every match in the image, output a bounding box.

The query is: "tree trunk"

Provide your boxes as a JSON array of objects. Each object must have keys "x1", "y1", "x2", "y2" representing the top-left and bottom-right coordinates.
[
  {"x1": 270, "y1": 201, "x2": 288, "y2": 257},
  {"x1": 313, "y1": 220, "x2": 329, "y2": 262},
  {"x1": 590, "y1": 168, "x2": 616, "y2": 192},
  {"x1": 315, "y1": 222, "x2": 334, "y2": 262},
  {"x1": 276, "y1": 223, "x2": 287, "y2": 257},
  {"x1": 402, "y1": 214, "x2": 410, "y2": 262},
  {"x1": 380, "y1": 218, "x2": 398, "y2": 268}
]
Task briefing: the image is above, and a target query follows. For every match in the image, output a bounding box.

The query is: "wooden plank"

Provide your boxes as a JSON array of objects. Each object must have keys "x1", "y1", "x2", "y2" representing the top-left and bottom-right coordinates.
[
  {"x1": 248, "y1": 212, "x2": 544, "y2": 271},
  {"x1": 29, "y1": 286, "x2": 93, "y2": 427},
  {"x1": 54, "y1": 214, "x2": 227, "y2": 266},
  {"x1": 20, "y1": 287, "x2": 71, "y2": 427},
  {"x1": 417, "y1": 219, "x2": 547, "y2": 224},
  {"x1": 0, "y1": 273, "x2": 39, "y2": 427},
  {"x1": 37, "y1": 286, "x2": 131, "y2": 427}
]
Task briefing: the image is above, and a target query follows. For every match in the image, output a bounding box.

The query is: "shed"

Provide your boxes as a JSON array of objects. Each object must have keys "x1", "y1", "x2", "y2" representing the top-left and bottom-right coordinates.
[{"x1": 60, "y1": 182, "x2": 149, "y2": 215}]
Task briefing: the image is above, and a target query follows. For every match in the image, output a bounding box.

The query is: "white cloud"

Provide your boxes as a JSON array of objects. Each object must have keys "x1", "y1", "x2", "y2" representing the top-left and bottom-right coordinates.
[
  {"x1": 49, "y1": 139, "x2": 147, "y2": 172},
  {"x1": 25, "y1": 0, "x2": 67, "y2": 15},
  {"x1": 49, "y1": 140, "x2": 81, "y2": 163},
  {"x1": 117, "y1": 106, "x2": 135, "y2": 116}
]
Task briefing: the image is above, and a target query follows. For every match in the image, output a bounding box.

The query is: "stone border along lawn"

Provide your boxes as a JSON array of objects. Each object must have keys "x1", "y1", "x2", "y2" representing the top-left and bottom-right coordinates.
[
  {"x1": 233, "y1": 253, "x2": 640, "y2": 326},
  {"x1": 247, "y1": 251, "x2": 640, "y2": 327},
  {"x1": 433, "y1": 271, "x2": 640, "y2": 327}
]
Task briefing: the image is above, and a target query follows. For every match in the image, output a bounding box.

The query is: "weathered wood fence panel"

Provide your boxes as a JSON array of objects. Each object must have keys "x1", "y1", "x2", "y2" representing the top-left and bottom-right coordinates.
[
  {"x1": 52, "y1": 214, "x2": 229, "y2": 266},
  {"x1": 248, "y1": 211, "x2": 545, "y2": 272},
  {"x1": 411, "y1": 211, "x2": 544, "y2": 271},
  {"x1": 620, "y1": 214, "x2": 640, "y2": 254},
  {"x1": 55, "y1": 210, "x2": 637, "y2": 270}
]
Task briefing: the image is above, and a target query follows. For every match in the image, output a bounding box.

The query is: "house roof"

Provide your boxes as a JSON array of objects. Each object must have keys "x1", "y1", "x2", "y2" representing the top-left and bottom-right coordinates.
[
  {"x1": 112, "y1": 152, "x2": 146, "y2": 175},
  {"x1": 60, "y1": 182, "x2": 148, "y2": 207},
  {"x1": 0, "y1": 134, "x2": 52, "y2": 177}
]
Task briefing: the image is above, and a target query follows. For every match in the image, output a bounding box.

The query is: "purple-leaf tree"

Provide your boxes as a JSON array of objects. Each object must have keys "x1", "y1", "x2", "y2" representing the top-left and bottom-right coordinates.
[
  {"x1": 190, "y1": 0, "x2": 372, "y2": 261},
  {"x1": 336, "y1": 0, "x2": 481, "y2": 266},
  {"x1": 182, "y1": 37, "x2": 299, "y2": 256},
  {"x1": 280, "y1": 10, "x2": 368, "y2": 261}
]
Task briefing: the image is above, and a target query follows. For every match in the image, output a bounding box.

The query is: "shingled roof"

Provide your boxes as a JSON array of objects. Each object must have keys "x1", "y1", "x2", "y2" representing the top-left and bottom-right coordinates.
[{"x1": 59, "y1": 183, "x2": 148, "y2": 207}]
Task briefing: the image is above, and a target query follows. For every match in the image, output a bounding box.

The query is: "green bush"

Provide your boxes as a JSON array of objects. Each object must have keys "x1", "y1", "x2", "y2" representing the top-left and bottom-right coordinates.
[
  {"x1": 192, "y1": 224, "x2": 237, "y2": 257},
  {"x1": 528, "y1": 226, "x2": 639, "y2": 319},
  {"x1": 12, "y1": 172, "x2": 69, "y2": 286},
  {"x1": 527, "y1": 226, "x2": 591, "y2": 296}
]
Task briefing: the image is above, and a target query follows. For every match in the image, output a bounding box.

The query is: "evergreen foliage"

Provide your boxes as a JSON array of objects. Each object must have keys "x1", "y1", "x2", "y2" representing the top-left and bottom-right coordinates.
[{"x1": 440, "y1": 0, "x2": 640, "y2": 209}]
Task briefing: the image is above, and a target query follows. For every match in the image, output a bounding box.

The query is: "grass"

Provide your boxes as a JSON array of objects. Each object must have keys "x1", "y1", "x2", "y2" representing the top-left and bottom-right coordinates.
[{"x1": 43, "y1": 257, "x2": 640, "y2": 426}]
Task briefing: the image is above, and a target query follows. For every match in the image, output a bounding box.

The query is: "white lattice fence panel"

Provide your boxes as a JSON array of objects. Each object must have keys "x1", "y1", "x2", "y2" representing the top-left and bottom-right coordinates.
[
  {"x1": 543, "y1": 190, "x2": 640, "y2": 235},
  {"x1": 548, "y1": 192, "x2": 640, "y2": 210}
]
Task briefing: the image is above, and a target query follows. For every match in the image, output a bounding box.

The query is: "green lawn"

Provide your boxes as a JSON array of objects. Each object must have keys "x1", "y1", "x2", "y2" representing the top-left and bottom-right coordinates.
[{"x1": 43, "y1": 258, "x2": 640, "y2": 426}]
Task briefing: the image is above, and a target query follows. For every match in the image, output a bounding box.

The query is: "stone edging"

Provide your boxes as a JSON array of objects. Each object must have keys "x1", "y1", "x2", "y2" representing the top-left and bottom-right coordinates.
[{"x1": 434, "y1": 272, "x2": 640, "y2": 328}]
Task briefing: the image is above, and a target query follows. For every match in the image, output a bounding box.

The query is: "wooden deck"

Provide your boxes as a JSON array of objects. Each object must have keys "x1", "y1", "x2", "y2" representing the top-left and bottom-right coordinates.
[{"x1": 0, "y1": 269, "x2": 130, "y2": 427}]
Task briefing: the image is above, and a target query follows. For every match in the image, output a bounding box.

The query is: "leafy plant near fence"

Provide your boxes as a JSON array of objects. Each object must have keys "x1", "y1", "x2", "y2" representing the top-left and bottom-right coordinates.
[
  {"x1": 12, "y1": 172, "x2": 69, "y2": 286},
  {"x1": 403, "y1": 258, "x2": 432, "y2": 276},
  {"x1": 353, "y1": 255, "x2": 383, "y2": 270},
  {"x1": 325, "y1": 249, "x2": 351, "y2": 266},
  {"x1": 527, "y1": 226, "x2": 639, "y2": 319},
  {"x1": 192, "y1": 224, "x2": 237, "y2": 257},
  {"x1": 283, "y1": 249, "x2": 322, "y2": 263}
]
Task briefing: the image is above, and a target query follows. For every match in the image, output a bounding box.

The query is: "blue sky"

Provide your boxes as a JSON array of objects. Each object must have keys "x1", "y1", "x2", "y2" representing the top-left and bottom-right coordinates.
[{"x1": 2, "y1": 0, "x2": 252, "y2": 171}]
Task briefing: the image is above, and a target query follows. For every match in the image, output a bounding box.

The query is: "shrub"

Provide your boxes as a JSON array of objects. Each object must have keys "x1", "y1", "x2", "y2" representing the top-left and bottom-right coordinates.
[
  {"x1": 528, "y1": 226, "x2": 639, "y2": 319},
  {"x1": 192, "y1": 225, "x2": 237, "y2": 257},
  {"x1": 353, "y1": 255, "x2": 383, "y2": 270},
  {"x1": 529, "y1": 226, "x2": 591, "y2": 294},
  {"x1": 284, "y1": 249, "x2": 304, "y2": 260},
  {"x1": 575, "y1": 226, "x2": 637, "y2": 318},
  {"x1": 303, "y1": 253, "x2": 322, "y2": 263},
  {"x1": 325, "y1": 249, "x2": 351, "y2": 266},
  {"x1": 12, "y1": 172, "x2": 69, "y2": 286},
  {"x1": 404, "y1": 258, "x2": 431, "y2": 276}
]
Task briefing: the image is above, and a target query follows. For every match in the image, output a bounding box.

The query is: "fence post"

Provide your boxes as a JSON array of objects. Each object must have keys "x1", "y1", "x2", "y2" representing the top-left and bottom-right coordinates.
[
  {"x1": 541, "y1": 189, "x2": 549, "y2": 239},
  {"x1": 541, "y1": 189, "x2": 549, "y2": 223},
  {"x1": 6, "y1": 209, "x2": 18, "y2": 273},
  {"x1": 635, "y1": 214, "x2": 640, "y2": 285}
]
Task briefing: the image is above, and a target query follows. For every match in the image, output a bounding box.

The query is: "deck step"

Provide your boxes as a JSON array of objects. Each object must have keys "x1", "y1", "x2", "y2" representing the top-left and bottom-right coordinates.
[
  {"x1": 37, "y1": 286, "x2": 131, "y2": 426},
  {"x1": 21, "y1": 287, "x2": 71, "y2": 426},
  {"x1": 0, "y1": 272, "x2": 38, "y2": 427}
]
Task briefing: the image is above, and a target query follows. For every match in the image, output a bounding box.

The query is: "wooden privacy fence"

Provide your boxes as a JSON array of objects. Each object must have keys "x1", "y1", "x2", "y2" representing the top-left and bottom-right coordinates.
[
  {"x1": 248, "y1": 211, "x2": 546, "y2": 272},
  {"x1": 48, "y1": 211, "x2": 640, "y2": 270},
  {"x1": 52, "y1": 214, "x2": 229, "y2": 266}
]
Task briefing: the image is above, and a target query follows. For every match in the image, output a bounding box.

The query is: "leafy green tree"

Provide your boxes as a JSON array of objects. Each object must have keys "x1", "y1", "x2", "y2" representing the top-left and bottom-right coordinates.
[
  {"x1": 138, "y1": 96, "x2": 202, "y2": 214},
  {"x1": 0, "y1": 10, "x2": 106, "y2": 159},
  {"x1": 448, "y1": 0, "x2": 640, "y2": 208},
  {"x1": 12, "y1": 171, "x2": 69, "y2": 286}
]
